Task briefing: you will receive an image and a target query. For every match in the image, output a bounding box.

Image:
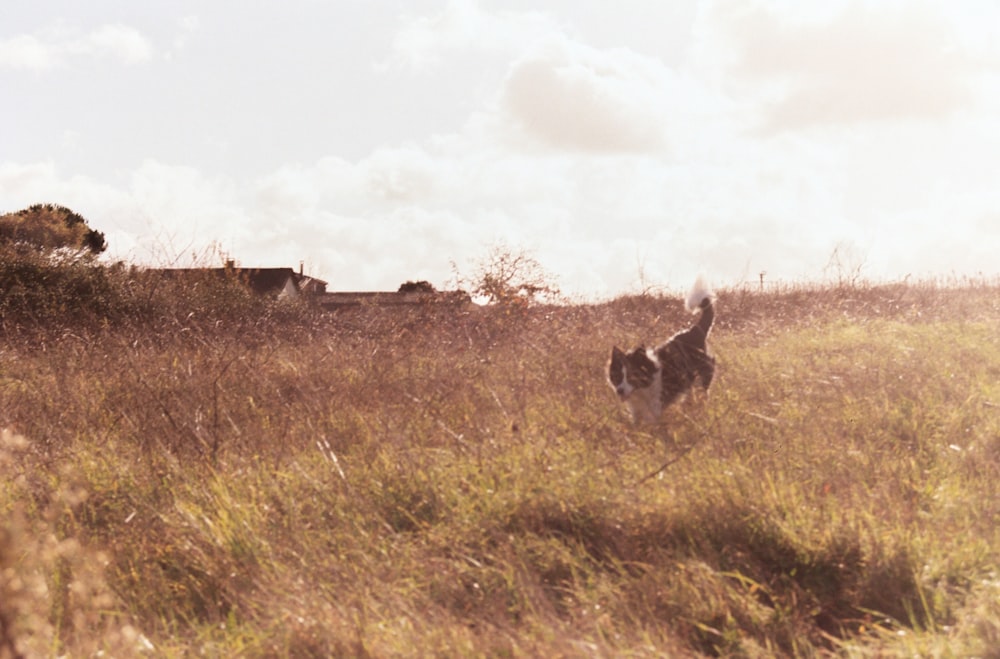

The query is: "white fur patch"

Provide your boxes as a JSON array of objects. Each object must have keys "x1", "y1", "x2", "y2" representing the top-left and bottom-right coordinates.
[
  {"x1": 686, "y1": 275, "x2": 712, "y2": 313},
  {"x1": 624, "y1": 349, "x2": 663, "y2": 423}
]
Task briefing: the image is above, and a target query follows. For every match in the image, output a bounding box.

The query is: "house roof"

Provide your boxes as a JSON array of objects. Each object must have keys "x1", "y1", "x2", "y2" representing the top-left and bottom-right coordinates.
[{"x1": 153, "y1": 267, "x2": 326, "y2": 296}]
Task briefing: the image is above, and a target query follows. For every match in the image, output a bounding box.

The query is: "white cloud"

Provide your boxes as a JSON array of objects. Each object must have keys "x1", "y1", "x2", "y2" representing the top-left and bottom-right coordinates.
[
  {"x1": 0, "y1": 23, "x2": 153, "y2": 71},
  {"x1": 361, "y1": 146, "x2": 441, "y2": 202},
  {"x1": 0, "y1": 161, "x2": 133, "y2": 214},
  {"x1": 0, "y1": 161, "x2": 58, "y2": 198},
  {"x1": 0, "y1": 34, "x2": 59, "y2": 70},
  {"x1": 389, "y1": 3, "x2": 719, "y2": 155},
  {"x1": 86, "y1": 24, "x2": 154, "y2": 64},
  {"x1": 701, "y1": 0, "x2": 979, "y2": 129},
  {"x1": 498, "y1": 38, "x2": 674, "y2": 152},
  {"x1": 124, "y1": 160, "x2": 247, "y2": 262}
]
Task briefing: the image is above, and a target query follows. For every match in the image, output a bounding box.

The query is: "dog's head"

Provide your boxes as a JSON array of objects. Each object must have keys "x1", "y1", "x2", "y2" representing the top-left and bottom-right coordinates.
[{"x1": 608, "y1": 346, "x2": 657, "y2": 400}]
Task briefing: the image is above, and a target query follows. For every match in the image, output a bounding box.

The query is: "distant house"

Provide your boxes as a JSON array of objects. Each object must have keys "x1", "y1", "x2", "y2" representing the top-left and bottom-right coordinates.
[
  {"x1": 237, "y1": 268, "x2": 300, "y2": 299},
  {"x1": 318, "y1": 289, "x2": 471, "y2": 310},
  {"x1": 297, "y1": 275, "x2": 328, "y2": 296},
  {"x1": 153, "y1": 263, "x2": 327, "y2": 301},
  {"x1": 151, "y1": 264, "x2": 470, "y2": 310}
]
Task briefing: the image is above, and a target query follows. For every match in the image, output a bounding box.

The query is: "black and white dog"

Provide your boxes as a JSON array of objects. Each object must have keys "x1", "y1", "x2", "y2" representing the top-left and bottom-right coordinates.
[{"x1": 608, "y1": 278, "x2": 716, "y2": 423}]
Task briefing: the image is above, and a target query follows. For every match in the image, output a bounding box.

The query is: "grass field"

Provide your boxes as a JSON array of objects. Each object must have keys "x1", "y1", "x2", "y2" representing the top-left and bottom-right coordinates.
[{"x1": 1, "y1": 268, "x2": 999, "y2": 657}]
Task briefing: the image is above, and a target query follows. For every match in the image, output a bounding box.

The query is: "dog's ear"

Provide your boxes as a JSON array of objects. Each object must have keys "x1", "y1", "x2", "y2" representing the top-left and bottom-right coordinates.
[{"x1": 611, "y1": 346, "x2": 625, "y2": 359}]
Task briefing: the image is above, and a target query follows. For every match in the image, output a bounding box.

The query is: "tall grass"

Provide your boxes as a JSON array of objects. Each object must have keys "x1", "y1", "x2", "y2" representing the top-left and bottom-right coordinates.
[{"x1": 1, "y1": 257, "x2": 998, "y2": 656}]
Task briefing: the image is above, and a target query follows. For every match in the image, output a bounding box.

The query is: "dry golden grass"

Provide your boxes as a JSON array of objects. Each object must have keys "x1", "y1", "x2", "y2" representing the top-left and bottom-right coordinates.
[{"x1": 1, "y1": 265, "x2": 999, "y2": 657}]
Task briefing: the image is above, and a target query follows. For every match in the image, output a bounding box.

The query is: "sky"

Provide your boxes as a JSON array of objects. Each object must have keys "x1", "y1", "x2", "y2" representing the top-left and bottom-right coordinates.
[{"x1": 3, "y1": 0, "x2": 1000, "y2": 298}]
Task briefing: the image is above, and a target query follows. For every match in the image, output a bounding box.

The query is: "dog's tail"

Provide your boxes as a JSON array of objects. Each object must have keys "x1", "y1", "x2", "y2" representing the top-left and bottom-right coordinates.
[{"x1": 685, "y1": 275, "x2": 715, "y2": 335}]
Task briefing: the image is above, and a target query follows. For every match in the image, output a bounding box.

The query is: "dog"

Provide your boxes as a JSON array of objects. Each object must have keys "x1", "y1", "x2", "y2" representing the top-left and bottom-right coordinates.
[{"x1": 608, "y1": 277, "x2": 716, "y2": 423}]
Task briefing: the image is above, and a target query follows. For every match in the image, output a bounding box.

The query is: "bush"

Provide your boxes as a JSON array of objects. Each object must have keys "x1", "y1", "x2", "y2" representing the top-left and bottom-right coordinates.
[
  {"x1": 0, "y1": 247, "x2": 310, "y2": 335},
  {"x1": 0, "y1": 203, "x2": 106, "y2": 254}
]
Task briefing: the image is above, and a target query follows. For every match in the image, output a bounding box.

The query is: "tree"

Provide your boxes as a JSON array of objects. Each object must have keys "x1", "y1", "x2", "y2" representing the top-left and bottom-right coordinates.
[
  {"x1": 465, "y1": 242, "x2": 559, "y2": 305},
  {"x1": 0, "y1": 204, "x2": 107, "y2": 255},
  {"x1": 398, "y1": 280, "x2": 436, "y2": 294}
]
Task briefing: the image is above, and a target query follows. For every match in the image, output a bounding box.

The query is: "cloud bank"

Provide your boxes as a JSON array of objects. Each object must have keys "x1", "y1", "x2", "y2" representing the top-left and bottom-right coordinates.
[{"x1": 0, "y1": 23, "x2": 153, "y2": 70}]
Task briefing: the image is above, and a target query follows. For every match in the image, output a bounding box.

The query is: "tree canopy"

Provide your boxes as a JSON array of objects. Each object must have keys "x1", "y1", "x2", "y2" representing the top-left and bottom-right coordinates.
[
  {"x1": 467, "y1": 242, "x2": 559, "y2": 305},
  {"x1": 398, "y1": 280, "x2": 436, "y2": 294},
  {"x1": 0, "y1": 203, "x2": 107, "y2": 254}
]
